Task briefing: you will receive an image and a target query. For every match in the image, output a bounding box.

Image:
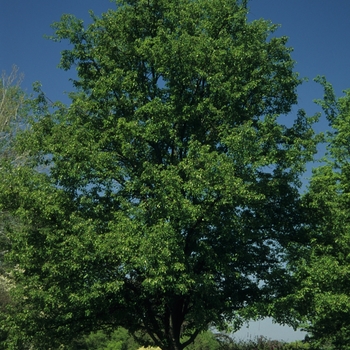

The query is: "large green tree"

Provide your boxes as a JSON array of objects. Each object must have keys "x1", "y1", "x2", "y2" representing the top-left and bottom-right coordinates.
[
  {"x1": 1, "y1": 1, "x2": 317, "y2": 349},
  {"x1": 279, "y1": 78, "x2": 350, "y2": 349}
]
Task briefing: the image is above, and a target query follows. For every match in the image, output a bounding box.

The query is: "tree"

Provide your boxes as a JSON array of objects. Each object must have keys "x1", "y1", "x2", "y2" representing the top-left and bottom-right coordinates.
[
  {"x1": 0, "y1": 65, "x2": 26, "y2": 158},
  {"x1": 0, "y1": 66, "x2": 28, "y2": 348},
  {"x1": 1, "y1": 0, "x2": 318, "y2": 349},
  {"x1": 0, "y1": 65, "x2": 28, "y2": 264},
  {"x1": 0, "y1": 65, "x2": 26, "y2": 311},
  {"x1": 279, "y1": 78, "x2": 350, "y2": 349}
]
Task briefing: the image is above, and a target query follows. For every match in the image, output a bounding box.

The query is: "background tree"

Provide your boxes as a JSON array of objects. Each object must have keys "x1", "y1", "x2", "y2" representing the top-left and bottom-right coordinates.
[
  {"x1": 1, "y1": 0, "x2": 318, "y2": 349},
  {"x1": 0, "y1": 65, "x2": 26, "y2": 302},
  {"x1": 0, "y1": 66, "x2": 28, "y2": 348},
  {"x1": 0, "y1": 65, "x2": 26, "y2": 158},
  {"x1": 278, "y1": 78, "x2": 350, "y2": 350}
]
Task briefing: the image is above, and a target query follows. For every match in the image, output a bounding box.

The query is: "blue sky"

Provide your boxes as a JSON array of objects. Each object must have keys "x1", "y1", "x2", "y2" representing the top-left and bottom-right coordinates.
[
  {"x1": 2, "y1": 0, "x2": 350, "y2": 114},
  {"x1": 248, "y1": 1, "x2": 350, "y2": 134},
  {"x1": 2, "y1": 0, "x2": 350, "y2": 343}
]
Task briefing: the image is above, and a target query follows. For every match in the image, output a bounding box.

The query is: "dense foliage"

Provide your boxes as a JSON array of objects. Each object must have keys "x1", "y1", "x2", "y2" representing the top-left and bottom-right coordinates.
[
  {"x1": 0, "y1": 66, "x2": 29, "y2": 347},
  {"x1": 0, "y1": 1, "x2": 338, "y2": 349},
  {"x1": 277, "y1": 79, "x2": 350, "y2": 350},
  {"x1": 58, "y1": 328, "x2": 314, "y2": 350}
]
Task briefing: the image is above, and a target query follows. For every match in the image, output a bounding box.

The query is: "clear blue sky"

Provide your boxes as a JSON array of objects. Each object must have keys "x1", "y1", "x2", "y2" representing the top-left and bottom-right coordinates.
[
  {"x1": 2, "y1": 0, "x2": 350, "y2": 114},
  {"x1": 2, "y1": 0, "x2": 350, "y2": 343}
]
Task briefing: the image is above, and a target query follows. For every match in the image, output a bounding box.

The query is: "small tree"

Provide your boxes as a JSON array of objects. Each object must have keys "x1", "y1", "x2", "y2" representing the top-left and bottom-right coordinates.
[
  {"x1": 2, "y1": 1, "x2": 318, "y2": 349},
  {"x1": 0, "y1": 65, "x2": 27, "y2": 293},
  {"x1": 0, "y1": 66, "x2": 28, "y2": 348},
  {"x1": 282, "y1": 78, "x2": 350, "y2": 349},
  {"x1": 0, "y1": 66, "x2": 26, "y2": 156}
]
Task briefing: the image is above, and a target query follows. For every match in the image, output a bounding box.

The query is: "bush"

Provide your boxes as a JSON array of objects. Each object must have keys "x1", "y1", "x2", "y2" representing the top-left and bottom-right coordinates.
[{"x1": 82, "y1": 328, "x2": 139, "y2": 350}]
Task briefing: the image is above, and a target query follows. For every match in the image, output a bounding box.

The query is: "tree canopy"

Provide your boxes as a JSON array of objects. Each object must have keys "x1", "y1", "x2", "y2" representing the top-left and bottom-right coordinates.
[
  {"x1": 0, "y1": 65, "x2": 26, "y2": 159},
  {"x1": 276, "y1": 78, "x2": 350, "y2": 350},
  {"x1": 0, "y1": 1, "x2": 318, "y2": 349},
  {"x1": 0, "y1": 66, "x2": 29, "y2": 348},
  {"x1": 0, "y1": 65, "x2": 27, "y2": 278}
]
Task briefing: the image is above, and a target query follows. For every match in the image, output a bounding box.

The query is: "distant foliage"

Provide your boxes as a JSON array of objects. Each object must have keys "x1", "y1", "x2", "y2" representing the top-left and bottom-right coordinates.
[
  {"x1": 82, "y1": 327, "x2": 139, "y2": 350},
  {"x1": 75, "y1": 330, "x2": 315, "y2": 350}
]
